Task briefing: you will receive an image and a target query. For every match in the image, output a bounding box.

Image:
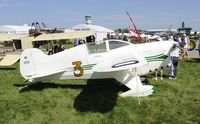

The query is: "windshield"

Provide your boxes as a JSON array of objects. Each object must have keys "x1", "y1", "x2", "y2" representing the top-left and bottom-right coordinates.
[
  {"x1": 109, "y1": 40, "x2": 130, "y2": 50},
  {"x1": 87, "y1": 42, "x2": 107, "y2": 54}
]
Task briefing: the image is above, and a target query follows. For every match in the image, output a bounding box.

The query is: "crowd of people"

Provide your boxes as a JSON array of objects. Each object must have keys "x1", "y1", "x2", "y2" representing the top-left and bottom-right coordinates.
[
  {"x1": 153, "y1": 34, "x2": 192, "y2": 81},
  {"x1": 48, "y1": 43, "x2": 65, "y2": 55},
  {"x1": 173, "y1": 34, "x2": 190, "y2": 58}
]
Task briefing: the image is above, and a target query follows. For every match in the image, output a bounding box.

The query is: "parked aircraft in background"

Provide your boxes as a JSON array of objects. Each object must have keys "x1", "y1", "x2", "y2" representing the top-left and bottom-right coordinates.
[
  {"x1": 126, "y1": 11, "x2": 162, "y2": 42},
  {"x1": 0, "y1": 25, "x2": 94, "y2": 67}
]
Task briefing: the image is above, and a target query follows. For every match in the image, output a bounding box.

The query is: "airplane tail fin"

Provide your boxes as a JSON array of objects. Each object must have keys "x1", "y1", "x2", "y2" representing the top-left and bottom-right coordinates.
[{"x1": 20, "y1": 48, "x2": 48, "y2": 81}]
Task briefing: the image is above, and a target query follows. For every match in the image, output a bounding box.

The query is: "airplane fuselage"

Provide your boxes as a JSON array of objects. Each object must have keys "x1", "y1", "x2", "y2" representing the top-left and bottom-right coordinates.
[{"x1": 20, "y1": 40, "x2": 176, "y2": 83}]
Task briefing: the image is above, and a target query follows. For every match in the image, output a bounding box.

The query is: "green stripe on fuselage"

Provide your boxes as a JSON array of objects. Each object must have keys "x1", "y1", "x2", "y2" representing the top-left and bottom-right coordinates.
[
  {"x1": 145, "y1": 53, "x2": 164, "y2": 59},
  {"x1": 145, "y1": 53, "x2": 168, "y2": 62},
  {"x1": 82, "y1": 64, "x2": 96, "y2": 68},
  {"x1": 66, "y1": 63, "x2": 97, "y2": 72}
]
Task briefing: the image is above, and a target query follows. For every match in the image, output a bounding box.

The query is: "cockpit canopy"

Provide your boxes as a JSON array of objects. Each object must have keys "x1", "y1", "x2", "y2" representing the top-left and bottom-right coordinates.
[
  {"x1": 87, "y1": 40, "x2": 131, "y2": 54},
  {"x1": 108, "y1": 40, "x2": 131, "y2": 50}
]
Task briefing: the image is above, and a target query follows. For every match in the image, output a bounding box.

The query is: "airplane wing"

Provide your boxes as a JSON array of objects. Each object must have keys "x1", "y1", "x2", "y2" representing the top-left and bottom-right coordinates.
[
  {"x1": 94, "y1": 55, "x2": 147, "y2": 73},
  {"x1": 0, "y1": 34, "x2": 27, "y2": 42},
  {"x1": 0, "y1": 55, "x2": 20, "y2": 66},
  {"x1": 32, "y1": 31, "x2": 95, "y2": 41}
]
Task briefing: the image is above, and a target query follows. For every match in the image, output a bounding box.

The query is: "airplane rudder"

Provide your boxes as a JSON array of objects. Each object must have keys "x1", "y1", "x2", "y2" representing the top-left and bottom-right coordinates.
[{"x1": 20, "y1": 48, "x2": 45, "y2": 79}]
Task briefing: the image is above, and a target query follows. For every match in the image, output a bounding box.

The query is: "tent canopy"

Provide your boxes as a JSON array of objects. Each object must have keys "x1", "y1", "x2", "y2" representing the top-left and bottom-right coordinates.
[
  {"x1": 32, "y1": 31, "x2": 95, "y2": 41},
  {"x1": 69, "y1": 24, "x2": 114, "y2": 33},
  {"x1": 0, "y1": 34, "x2": 27, "y2": 42}
]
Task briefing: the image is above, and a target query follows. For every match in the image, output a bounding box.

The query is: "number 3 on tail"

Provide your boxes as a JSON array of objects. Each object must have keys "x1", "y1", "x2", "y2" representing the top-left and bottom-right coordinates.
[{"x1": 72, "y1": 61, "x2": 84, "y2": 77}]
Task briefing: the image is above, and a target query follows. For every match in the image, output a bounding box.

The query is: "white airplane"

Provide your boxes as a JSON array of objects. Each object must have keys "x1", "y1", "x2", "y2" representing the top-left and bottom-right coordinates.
[{"x1": 20, "y1": 39, "x2": 178, "y2": 97}]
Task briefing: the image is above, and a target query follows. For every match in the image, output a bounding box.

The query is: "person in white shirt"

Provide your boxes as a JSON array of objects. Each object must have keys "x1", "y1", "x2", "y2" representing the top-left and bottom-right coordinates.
[
  {"x1": 169, "y1": 47, "x2": 180, "y2": 79},
  {"x1": 182, "y1": 34, "x2": 189, "y2": 58},
  {"x1": 177, "y1": 35, "x2": 182, "y2": 43}
]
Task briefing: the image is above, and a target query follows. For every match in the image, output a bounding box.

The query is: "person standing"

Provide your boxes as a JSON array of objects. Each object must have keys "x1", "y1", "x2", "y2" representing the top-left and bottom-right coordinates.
[
  {"x1": 198, "y1": 39, "x2": 200, "y2": 57},
  {"x1": 74, "y1": 38, "x2": 79, "y2": 47},
  {"x1": 177, "y1": 35, "x2": 182, "y2": 43},
  {"x1": 182, "y1": 34, "x2": 189, "y2": 58},
  {"x1": 169, "y1": 47, "x2": 180, "y2": 79}
]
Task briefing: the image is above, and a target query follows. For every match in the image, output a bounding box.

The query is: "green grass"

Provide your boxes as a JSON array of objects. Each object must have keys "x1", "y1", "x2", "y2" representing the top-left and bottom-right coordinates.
[{"x1": 0, "y1": 59, "x2": 200, "y2": 124}]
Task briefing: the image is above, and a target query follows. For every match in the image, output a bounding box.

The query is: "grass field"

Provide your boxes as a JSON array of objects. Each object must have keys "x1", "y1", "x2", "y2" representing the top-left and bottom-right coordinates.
[{"x1": 0, "y1": 59, "x2": 199, "y2": 124}]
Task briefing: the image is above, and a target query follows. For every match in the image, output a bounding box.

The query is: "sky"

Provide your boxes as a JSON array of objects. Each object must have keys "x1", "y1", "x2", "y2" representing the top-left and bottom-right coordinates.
[{"x1": 0, "y1": 0, "x2": 200, "y2": 31}]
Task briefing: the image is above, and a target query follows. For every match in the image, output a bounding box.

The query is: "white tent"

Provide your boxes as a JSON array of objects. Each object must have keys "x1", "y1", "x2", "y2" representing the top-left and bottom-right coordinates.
[
  {"x1": 0, "y1": 24, "x2": 31, "y2": 34},
  {"x1": 0, "y1": 26, "x2": 15, "y2": 34},
  {"x1": 66, "y1": 24, "x2": 114, "y2": 42}
]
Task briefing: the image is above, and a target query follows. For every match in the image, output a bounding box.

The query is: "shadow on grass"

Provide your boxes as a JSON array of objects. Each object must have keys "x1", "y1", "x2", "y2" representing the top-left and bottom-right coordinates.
[
  {"x1": 73, "y1": 79, "x2": 129, "y2": 113},
  {"x1": 0, "y1": 67, "x2": 16, "y2": 70},
  {"x1": 14, "y1": 82, "x2": 86, "y2": 93},
  {"x1": 14, "y1": 79, "x2": 129, "y2": 113}
]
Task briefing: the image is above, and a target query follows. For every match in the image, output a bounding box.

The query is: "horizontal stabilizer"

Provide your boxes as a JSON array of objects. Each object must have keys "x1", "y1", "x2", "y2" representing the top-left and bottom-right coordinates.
[{"x1": 29, "y1": 68, "x2": 67, "y2": 79}]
